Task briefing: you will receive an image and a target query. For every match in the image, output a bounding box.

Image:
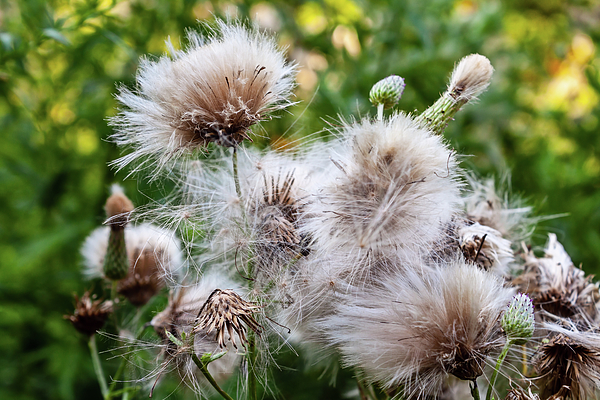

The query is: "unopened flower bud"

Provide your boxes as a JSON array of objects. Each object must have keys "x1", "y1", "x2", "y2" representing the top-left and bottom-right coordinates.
[
  {"x1": 103, "y1": 185, "x2": 133, "y2": 280},
  {"x1": 369, "y1": 75, "x2": 405, "y2": 109},
  {"x1": 502, "y1": 293, "x2": 534, "y2": 345}
]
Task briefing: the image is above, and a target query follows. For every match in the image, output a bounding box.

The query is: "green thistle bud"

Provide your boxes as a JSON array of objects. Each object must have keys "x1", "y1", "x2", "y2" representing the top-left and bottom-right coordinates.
[
  {"x1": 369, "y1": 75, "x2": 405, "y2": 110},
  {"x1": 502, "y1": 293, "x2": 534, "y2": 345},
  {"x1": 102, "y1": 186, "x2": 133, "y2": 281}
]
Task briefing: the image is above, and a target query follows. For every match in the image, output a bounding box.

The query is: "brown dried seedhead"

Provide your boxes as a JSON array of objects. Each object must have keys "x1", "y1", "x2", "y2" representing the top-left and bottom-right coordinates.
[
  {"x1": 534, "y1": 332, "x2": 600, "y2": 400},
  {"x1": 117, "y1": 247, "x2": 165, "y2": 307},
  {"x1": 193, "y1": 289, "x2": 261, "y2": 349},
  {"x1": 254, "y1": 171, "x2": 308, "y2": 283},
  {"x1": 513, "y1": 235, "x2": 600, "y2": 322},
  {"x1": 65, "y1": 291, "x2": 113, "y2": 336},
  {"x1": 174, "y1": 66, "x2": 274, "y2": 148}
]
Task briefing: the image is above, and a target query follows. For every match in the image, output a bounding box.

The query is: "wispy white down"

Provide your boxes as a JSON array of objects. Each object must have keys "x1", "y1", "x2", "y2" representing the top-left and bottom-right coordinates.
[
  {"x1": 110, "y1": 20, "x2": 297, "y2": 176},
  {"x1": 304, "y1": 113, "x2": 462, "y2": 267},
  {"x1": 325, "y1": 260, "x2": 514, "y2": 399},
  {"x1": 448, "y1": 54, "x2": 494, "y2": 102}
]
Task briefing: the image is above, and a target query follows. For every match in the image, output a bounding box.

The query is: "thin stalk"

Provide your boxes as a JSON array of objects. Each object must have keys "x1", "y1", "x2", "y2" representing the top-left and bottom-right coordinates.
[
  {"x1": 247, "y1": 332, "x2": 258, "y2": 400},
  {"x1": 106, "y1": 355, "x2": 128, "y2": 400},
  {"x1": 377, "y1": 104, "x2": 384, "y2": 121},
  {"x1": 470, "y1": 379, "x2": 481, "y2": 400},
  {"x1": 191, "y1": 353, "x2": 235, "y2": 400},
  {"x1": 89, "y1": 335, "x2": 109, "y2": 398},
  {"x1": 232, "y1": 147, "x2": 245, "y2": 217},
  {"x1": 486, "y1": 340, "x2": 513, "y2": 400}
]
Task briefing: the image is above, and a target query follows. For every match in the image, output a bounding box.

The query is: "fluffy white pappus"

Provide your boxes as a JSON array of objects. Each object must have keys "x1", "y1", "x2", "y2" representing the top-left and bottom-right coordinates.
[
  {"x1": 110, "y1": 20, "x2": 297, "y2": 175},
  {"x1": 463, "y1": 175, "x2": 534, "y2": 243},
  {"x1": 448, "y1": 54, "x2": 493, "y2": 102},
  {"x1": 458, "y1": 222, "x2": 514, "y2": 276},
  {"x1": 305, "y1": 114, "x2": 462, "y2": 264},
  {"x1": 325, "y1": 260, "x2": 514, "y2": 399},
  {"x1": 150, "y1": 273, "x2": 241, "y2": 389},
  {"x1": 81, "y1": 223, "x2": 184, "y2": 283}
]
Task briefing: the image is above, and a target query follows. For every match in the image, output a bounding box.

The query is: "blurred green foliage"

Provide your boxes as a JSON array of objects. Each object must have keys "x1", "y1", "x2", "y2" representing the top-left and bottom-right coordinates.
[{"x1": 1, "y1": 0, "x2": 599, "y2": 399}]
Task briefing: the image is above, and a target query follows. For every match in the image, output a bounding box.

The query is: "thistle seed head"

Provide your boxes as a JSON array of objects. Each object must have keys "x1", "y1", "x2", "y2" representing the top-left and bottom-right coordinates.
[
  {"x1": 193, "y1": 289, "x2": 261, "y2": 349},
  {"x1": 448, "y1": 54, "x2": 493, "y2": 102},
  {"x1": 534, "y1": 324, "x2": 600, "y2": 400},
  {"x1": 65, "y1": 291, "x2": 113, "y2": 336},
  {"x1": 110, "y1": 20, "x2": 297, "y2": 174}
]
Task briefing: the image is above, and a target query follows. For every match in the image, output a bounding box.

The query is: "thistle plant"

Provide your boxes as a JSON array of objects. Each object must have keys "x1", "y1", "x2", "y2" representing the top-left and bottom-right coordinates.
[{"x1": 65, "y1": 18, "x2": 600, "y2": 400}]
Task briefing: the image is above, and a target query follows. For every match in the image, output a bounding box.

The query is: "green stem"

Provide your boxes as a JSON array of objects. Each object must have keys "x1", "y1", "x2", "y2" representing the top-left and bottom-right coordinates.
[
  {"x1": 191, "y1": 353, "x2": 235, "y2": 400},
  {"x1": 486, "y1": 340, "x2": 513, "y2": 400},
  {"x1": 106, "y1": 353, "x2": 128, "y2": 400},
  {"x1": 414, "y1": 93, "x2": 467, "y2": 135},
  {"x1": 470, "y1": 379, "x2": 481, "y2": 400},
  {"x1": 247, "y1": 331, "x2": 258, "y2": 400},
  {"x1": 377, "y1": 104, "x2": 384, "y2": 121},
  {"x1": 89, "y1": 335, "x2": 109, "y2": 398}
]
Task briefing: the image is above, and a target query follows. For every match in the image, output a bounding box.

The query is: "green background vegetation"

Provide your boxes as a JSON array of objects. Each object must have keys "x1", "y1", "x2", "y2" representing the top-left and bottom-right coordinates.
[{"x1": 1, "y1": 0, "x2": 599, "y2": 399}]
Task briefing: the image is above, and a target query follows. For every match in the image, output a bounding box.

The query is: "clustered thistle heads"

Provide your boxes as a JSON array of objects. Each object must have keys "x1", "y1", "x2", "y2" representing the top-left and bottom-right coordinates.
[
  {"x1": 71, "y1": 19, "x2": 600, "y2": 400},
  {"x1": 110, "y1": 20, "x2": 297, "y2": 174}
]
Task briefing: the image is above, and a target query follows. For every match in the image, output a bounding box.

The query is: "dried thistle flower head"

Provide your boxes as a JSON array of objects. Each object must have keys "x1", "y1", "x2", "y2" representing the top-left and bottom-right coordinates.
[
  {"x1": 448, "y1": 54, "x2": 494, "y2": 102},
  {"x1": 458, "y1": 222, "x2": 514, "y2": 275},
  {"x1": 416, "y1": 54, "x2": 493, "y2": 134},
  {"x1": 65, "y1": 291, "x2": 113, "y2": 336},
  {"x1": 150, "y1": 275, "x2": 241, "y2": 391},
  {"x1": 81, "y1": 223, "x2": 183, "y2": 295},
  {"x1": 110, "y1": 20, "x2": 297, "y2": 173},
  {"x1": 513, "y1": 234, "x2": 599, "y2": 322},
  {"x1": 306, "y1": 114, "x2": 461, "y2": 262},
  {"x1": 534, "y1": 322, "x2": 600, "y2": 400},
  {"x1": 326, "y1": 260, "x2": 514, "y2": 398},
  {"x1": 193, "y1": 289, "x2": 261, "y2": 349},
  {"x1": 502, "y1": 293, "x2": 534, "y2": 345},
  {"x1": 251, "y1": 170, "x2": 307, "y2": 287}
]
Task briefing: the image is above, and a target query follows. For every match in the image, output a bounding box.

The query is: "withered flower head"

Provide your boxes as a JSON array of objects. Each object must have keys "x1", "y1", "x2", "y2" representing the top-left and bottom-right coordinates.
[
  {"x1": 504, "y1": 387, "x2": 540, "y2": 400},
  {"x1": 193, "y1": 289, "x2": 261, "y2": 349},
  {"x1": 81, "y1": 223, "x2": 183, "y2": 306},
  {"x1": 252, "y1": 170, "x2": 307, "y2": 285},
  {"x1": 534, "y1": 322, "x2": 600, "y2": 400},
  {"x1": 117, "y1": 246, "x2": 165, "y2": 307},
  {"x1": 513, "y1": 234, "x2": 600, "y2": 322},
  {"x1": 110, "y1": 20, "x2": 297, "y2": 173},
  {"x1": 65, "y1": 291, "x2": 113, "y2": 336},
  {"x1": 458, "y1": 221, "x2": 514, "y2": 276}
]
